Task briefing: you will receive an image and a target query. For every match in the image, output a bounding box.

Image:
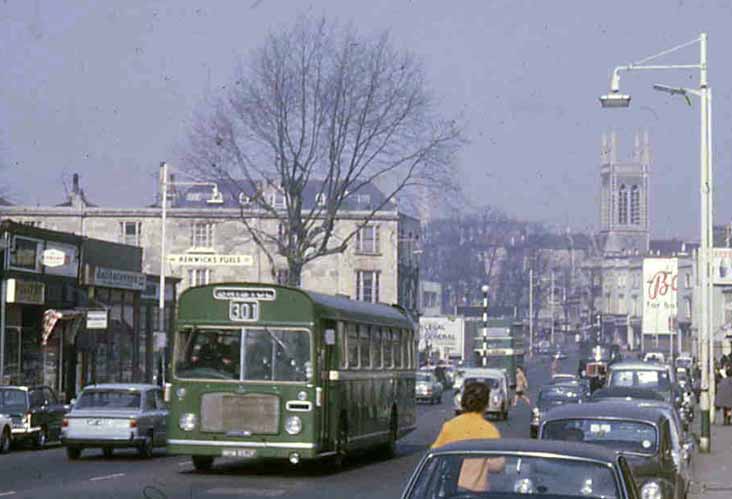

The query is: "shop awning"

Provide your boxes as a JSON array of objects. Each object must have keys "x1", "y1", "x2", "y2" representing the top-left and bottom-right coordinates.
[{"x1": 41, "y1": 309, "x2": 84, "y2": 346}]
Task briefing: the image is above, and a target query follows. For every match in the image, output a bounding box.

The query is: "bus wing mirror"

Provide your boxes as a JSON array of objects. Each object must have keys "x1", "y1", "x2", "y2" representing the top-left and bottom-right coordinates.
[{"x1": 324, "y1": 329, "x2": 336, "y2": 345}]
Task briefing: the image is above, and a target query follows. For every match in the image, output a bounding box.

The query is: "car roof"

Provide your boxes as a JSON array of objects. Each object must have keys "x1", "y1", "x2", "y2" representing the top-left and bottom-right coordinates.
[
  {"x1": 591, "y1": 386, "x2": 666, "y2": 401},
  {"x1": 431, "y1": 438, "x2": 620, "y2": 463},
  {"x1": 81, "y1": 383, "x2": 160, "y2": 391},
  {"x1": 541, "y1": 400, "x2": 664, "y2": 424},
  {"x1": 0, "y1": 385, "x2": 50, "y2": 391},
  {"x1": 609, "y1": 361, "x2": 669, "y2": 371},
  {"x1": 458, "y1": 367, "x2": 505, "y2": 376}
]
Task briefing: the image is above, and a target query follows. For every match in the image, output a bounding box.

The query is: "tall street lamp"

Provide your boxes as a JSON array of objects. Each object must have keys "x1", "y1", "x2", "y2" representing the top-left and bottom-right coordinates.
[
  {"x1": 158, "y1": 162, "x2": 222, "y2": 384},
  {"x1": 600, "y1": 33, "x2": 713, "y2": 452}
]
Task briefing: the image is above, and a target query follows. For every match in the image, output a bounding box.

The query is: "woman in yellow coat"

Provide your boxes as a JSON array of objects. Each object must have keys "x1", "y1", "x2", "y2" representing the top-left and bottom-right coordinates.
[{"x1": 431, "y1": 382, "x2": 504, "y2": 492}]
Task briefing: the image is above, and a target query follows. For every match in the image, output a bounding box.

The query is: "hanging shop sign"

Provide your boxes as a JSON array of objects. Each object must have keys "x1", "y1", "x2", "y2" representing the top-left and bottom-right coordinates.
[
  {"x1": 42, "y1": 242, "x2": 79, "y2": 278},
  {"x1": 167, "y1": 254, "x2": 254, "y2": 266},
  {"x1": 92, "y1": 267, "x2": 146, "y2": 291},
  {"x1": 642, "y1": 257, "x2": 678, "y2": 336},
  {"x1": 6, "y1": 278, "x2": 45, "y2": 305},
  {"x1": 86, "y1": 310, "x2": 109, "y2": 329}
]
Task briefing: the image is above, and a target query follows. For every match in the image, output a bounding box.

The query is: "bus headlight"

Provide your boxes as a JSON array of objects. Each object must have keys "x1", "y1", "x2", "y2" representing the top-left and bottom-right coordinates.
[
  {"x1": 179, "y1": 413, "x2": 197, "y2": 432},
  {"x1": 297, "y1": 391, "x2": 308, "y2": 401},
  {"x1": 285, "y1": 416, "x2": 302, "y2": 435}
]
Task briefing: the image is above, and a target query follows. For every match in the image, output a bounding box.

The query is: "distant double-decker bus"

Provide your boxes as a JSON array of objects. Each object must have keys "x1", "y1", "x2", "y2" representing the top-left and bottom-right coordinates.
[
  {"x1": 166, "y1": 283, "x2": 417, "y2": 471},
  {"x1": 471, "y1": 319, "x2": 526, "y2": 387}
]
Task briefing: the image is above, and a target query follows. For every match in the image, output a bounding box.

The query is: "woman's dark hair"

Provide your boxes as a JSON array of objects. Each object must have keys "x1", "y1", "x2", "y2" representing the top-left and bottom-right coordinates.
[
  {"x1": 461, "y1": 381, "x2": 490, "y2": 413},
  {"x1": 726, "y1": 367, "x2": 732, "y2": 378}
]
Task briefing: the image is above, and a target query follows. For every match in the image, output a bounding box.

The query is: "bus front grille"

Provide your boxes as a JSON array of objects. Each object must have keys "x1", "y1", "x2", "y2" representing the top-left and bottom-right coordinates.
[{"x1": 200, "y1": 393, "x2": 280, "y2": 435}]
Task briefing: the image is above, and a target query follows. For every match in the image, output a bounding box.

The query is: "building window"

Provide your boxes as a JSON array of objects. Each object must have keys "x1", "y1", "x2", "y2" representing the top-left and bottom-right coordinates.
[
  {"x1": 276, "y1": 269, "x2": 289, "y2": 285},
  {"x1": 269, "y1": 191, "x2": 286, "y2": 209},
  {"x1": 618, "y1": 184, "x2": 628, "y2": 225},
  {"x1": 120, "y1": 221, "x2": 142, "y2": 246},
  {"x1": 356, "y1": 225, "x2": 380, "y2": 254},
  {"x1": 22, "y1": 220, "x2": 43, "y2": 228},
  {"x1": 187, "y1": 268, "x2": 211, "y2": 287},
  {"x1": 191, "y1": 222, "x2": 214, "y2": 248},
  {"x1": 238, "y1": 193, "x2": 251, "y2": 206},
  {"x1": 356, "y1": 270, "x2": 380, "y2": 303},
  {"x1": 630, "y1": 185, "x2": 640, "y2": 225}
]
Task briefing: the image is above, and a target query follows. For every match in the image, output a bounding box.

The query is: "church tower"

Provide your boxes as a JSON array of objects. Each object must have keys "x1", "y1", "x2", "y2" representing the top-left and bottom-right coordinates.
[{"x1": 599, "y1": 130, "x2": 650, "y2": 255}]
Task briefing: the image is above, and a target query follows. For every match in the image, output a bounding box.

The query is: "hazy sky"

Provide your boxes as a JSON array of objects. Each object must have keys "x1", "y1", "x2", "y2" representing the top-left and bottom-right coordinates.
[{"x1": 1, "y1": 0, "x2": 731, "y2": 239}]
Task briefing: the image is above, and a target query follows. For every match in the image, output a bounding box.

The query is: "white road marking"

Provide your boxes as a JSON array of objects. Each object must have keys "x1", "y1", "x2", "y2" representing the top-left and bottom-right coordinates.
[
  {"x1": 0, "y1": 492, "x2": 16, "y2": 497},
  {"x1": 89, "y1": 473, "x2": 126, "y2": 482}
]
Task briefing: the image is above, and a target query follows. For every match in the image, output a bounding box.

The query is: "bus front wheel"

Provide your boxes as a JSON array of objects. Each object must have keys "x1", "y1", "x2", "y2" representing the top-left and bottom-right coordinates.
[{"x1": 192, "y1": 455, "x2": 215, "y2": 471}]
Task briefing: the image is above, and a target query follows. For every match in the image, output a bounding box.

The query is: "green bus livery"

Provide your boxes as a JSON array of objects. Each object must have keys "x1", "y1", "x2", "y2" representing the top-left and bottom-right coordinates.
[{"x1": 166, "y1": 283, "x2": 417, "y2": 470}]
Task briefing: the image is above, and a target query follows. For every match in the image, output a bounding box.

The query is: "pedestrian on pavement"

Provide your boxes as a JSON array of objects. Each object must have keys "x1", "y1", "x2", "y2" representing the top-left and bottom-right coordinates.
[
  {"x1": 431, "y1": 381, "x2": 504, "y2": 492},
  {"x1": 715, "y1": 366, "x2": 732, "y2": 425},
  {"x1": 513, "y1": 367, "x2": 531, "y2": 407}
]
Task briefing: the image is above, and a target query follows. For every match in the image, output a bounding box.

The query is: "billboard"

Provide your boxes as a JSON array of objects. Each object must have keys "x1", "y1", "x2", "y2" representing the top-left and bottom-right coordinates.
[
  {"x1": 642, "y1": 258, "x2": 678, "y2": 335},
  {"x1": 713, "y1": 248, "x2": 732, "y2": 285},
  {"x1": 418, "y1": 316, "x2": 465, "y2": 360}
]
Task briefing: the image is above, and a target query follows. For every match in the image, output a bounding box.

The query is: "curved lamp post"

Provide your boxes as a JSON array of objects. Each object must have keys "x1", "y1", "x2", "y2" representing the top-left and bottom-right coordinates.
[{"x1": 600, "y1": 33, "x2": 713, "y2": 452}]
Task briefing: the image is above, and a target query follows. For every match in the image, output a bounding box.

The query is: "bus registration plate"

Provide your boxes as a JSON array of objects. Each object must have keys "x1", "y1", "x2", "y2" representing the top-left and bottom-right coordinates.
[{"x1": 222, "y1": 448, "x2": 256, "y2": 458}]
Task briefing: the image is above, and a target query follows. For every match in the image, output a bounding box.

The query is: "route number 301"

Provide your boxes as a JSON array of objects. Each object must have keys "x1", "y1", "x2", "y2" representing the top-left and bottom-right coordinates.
[{"x1": 229, "y1": 301, "x2": 259, "y2": 322}]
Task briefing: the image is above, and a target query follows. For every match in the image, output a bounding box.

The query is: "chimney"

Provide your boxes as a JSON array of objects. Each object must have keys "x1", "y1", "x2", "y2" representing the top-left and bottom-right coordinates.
[{"x1": 72, "y1": 173, "x2": 80, "y2": 194}]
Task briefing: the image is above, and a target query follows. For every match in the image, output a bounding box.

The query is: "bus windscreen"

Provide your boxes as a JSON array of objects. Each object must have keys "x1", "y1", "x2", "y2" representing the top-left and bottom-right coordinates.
[{"x1": 175, "y1": 328, "x2": 311, "y2": 382}]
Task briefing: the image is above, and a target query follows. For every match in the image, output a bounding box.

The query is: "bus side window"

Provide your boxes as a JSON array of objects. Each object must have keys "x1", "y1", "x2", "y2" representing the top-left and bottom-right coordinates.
[
  {"x1": 383, "y1": 329, "x2": 393, "y2": 368},
  {"x1": 347, "y1": 323, "x2": 359, "y2": 368},
  {"x1": 401, "y1": 330, "x2": 409, "y2": 368},
  {"x1": 405, "y1": 330, "x2": 413, "y2": 369},
  {"x1": 373, "y1": 327, "x2": 383, "y2": 369},
  {"x1": 338, "y1": 322, "x2": 348, "y2": 369},
  {"x1": 360, "y1": 324, "x2": 371, "y2": 368},
  {"x1": 393, "y1": 330, "x2": 402, "y2": 368}
]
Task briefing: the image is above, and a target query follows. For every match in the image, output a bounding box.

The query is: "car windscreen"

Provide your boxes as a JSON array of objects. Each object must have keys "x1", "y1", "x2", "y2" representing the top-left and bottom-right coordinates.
[
  {"x1": 542, "y1": 418, "x2": 657, "y2": 454},
  {"x1": 0, "y1": 388, "x2": 27, "y2": 413},
  {"x1": 465, "y1": 377, "x2": 500, "y2": 390},
  {"x1": 76, "y1": 390, "x2": 141, "y2": 410},
  {"x1": 609, "y1": 369, "x2": 671, "y2": 391},
  {"x1": 416, "y1": 373, "x2": 432, "y2": 382},
  {"x1": 175, "y1": 328, "x2": 311, "y2": 382},
  {"x1": 407, "y1": 453, "x2": 620, "y2": 499}
]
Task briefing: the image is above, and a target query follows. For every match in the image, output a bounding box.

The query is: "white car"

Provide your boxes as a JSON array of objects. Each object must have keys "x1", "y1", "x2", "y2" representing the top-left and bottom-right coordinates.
[
  {"x1": 0, "y1": 413, "x2": 11, "y2": 453},
  {"x1": 453, "y1": 368, "x2": 510, "y2": 420}
]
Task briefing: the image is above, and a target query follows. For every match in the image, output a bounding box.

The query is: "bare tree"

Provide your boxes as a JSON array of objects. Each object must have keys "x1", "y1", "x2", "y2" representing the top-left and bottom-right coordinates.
[{"x1": 185, "y1": 17, "x2": 462, "y2": 285}]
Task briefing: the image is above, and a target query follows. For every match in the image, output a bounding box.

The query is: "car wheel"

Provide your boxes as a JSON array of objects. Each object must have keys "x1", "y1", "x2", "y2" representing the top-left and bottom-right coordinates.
[
  {"x1": 33, "y1": 427, "x2": 48, "y2": 450},
  {"x1": 0, "y1": 427, "x2": 10, "y2": 454},
  {"x1": 66, "y1": 446, "x2": 82, "y2": 460},
  {"x1": 137, "y1": 432, "x2": 154, "y2": 458},
  {"x1": 102, "y1": 447, "x2": 114, "y2": 458},
  {"x1": 192, "y1": 455, "x2": 214, "y2": 471}
]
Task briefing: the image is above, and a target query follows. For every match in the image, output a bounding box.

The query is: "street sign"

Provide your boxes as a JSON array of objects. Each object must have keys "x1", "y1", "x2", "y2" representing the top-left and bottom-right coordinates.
[
  {"x1": 153, "y1": 331, "x2": 167, "y2": 350},
  {"x1": 167, "y1": 254, "x2": 253, "y2": 266},
  {"x1": 41, "y1": 248, "x2": 67, "y2": 267},
  {"x1": 86, "y1": 310, "x2": 108, "y2": 329}
]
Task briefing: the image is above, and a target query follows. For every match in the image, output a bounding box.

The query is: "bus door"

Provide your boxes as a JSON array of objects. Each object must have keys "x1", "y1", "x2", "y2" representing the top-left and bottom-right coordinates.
[{"x1": 319, "y1": 321, "x2": 338, "y2": 451}]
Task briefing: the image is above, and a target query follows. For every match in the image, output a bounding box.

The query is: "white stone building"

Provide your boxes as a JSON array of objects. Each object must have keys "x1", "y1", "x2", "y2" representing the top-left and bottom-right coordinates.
[{"x1": 0, "y1": 174, "x2": 420, "y2": 316}]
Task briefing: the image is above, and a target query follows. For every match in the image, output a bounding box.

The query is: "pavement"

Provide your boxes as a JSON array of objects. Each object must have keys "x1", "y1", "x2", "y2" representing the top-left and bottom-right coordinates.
[{"x1": 689, "y1": 419, "x2": 732, "y2": 498}]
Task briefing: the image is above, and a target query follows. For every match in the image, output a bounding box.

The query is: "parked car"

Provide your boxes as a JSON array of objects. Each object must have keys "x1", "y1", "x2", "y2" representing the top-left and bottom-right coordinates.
[
  {"x1": 0, "y1": 413, "x2": 11, "y2": 453},
  {"x1": 540, "y1": 401, "x2": 686, "y2": 499},
  {"x1": 0, "y1": 385, "x2": 68, "y2": 449},
  {"x1": 401, "y1": 438, "x2": 640, "y2": 499},
  {"x1": 415, "y1": 372, "x2": 444, "y2": 405},
  {"x1": 61, "y1": 384, "x2": 168, "y2": 460},
  {"x1": 453, "y1": 368, "x2": 510, "y2": 420},
  {"x1": 531, "y1": 382, "x2": 587, "y2": 438}
]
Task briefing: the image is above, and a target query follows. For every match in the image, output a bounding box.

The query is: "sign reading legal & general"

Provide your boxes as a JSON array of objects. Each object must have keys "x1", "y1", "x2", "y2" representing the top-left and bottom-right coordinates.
[{"x1": 91, "y1": 267, "x2": 146, "y2": 291}]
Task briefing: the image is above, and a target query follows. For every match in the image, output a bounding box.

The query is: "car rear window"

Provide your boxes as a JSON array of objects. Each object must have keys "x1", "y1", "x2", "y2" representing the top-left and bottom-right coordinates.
[
  {"x1": 542, "y1": 418, "x2": 657, "y2": 454},
  {"x1": 76, "y1": 390, "x2": 141, "y2": 410},
  {"x1": 0, "y1": 389, "x2": 27, "y2": 412}
]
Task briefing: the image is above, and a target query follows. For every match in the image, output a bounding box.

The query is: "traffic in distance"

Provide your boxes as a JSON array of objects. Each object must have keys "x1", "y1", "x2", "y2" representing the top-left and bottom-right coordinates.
[{"x1": 0, "y1": 283, "x2": 704, "y2": 498}]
